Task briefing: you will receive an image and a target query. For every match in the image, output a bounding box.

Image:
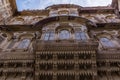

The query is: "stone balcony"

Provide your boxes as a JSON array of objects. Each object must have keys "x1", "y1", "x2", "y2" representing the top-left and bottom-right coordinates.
[
  {"x1": 38, "y1": 70, "x2": 94, "y2": 75},
  {"x1": 0, "y1": 51, "x2": 34, "y2": 60},
  {"x1": 97, "y1": 52, "x2": 120, "y2": 60},
  {"x1": 36, "y1": 39, "x2": 98, "y2": 51}
]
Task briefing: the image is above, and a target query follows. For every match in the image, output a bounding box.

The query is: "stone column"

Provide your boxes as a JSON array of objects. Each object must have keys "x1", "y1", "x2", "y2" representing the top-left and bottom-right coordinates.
[
  {"x1": 36, "y1": 63, "x2": 39, "y2": 71},
  {"x1": 4, "y1": 62, "x2": 8, "y2": 68},
  {"x1": 23, "y1": 62, "x2": 27, "y2": 68},
  {"x1": 74, "y1": 53, "x2": 79, "y2": 61},
  {"x1": 35, "y1": 72, "x2": 39, "y2": 80},
  {"x1": 53, "y1": 73, "x2": 57, "y2": 80},
  {"x1": 75, "y1": 73, "x2": 79, "y2": 80},
  {"x1": 21, "y1": 71, "x2": 26, "y2": 80},
  {"x1": 53, "y1": 61, "x2": 57, "y2": 80},
  {"x1": 92, "y1": 73, "x2": 97, "y2": 80},
  {"x1": 55, "y1": 32, "x2": 59, "y2": 40},
  {"x1": 106, "y1": 60, "x2": 111, "y2": 80},
  {"x1": 53, "y1": 62, "x2": 57, "y2": 71},
  {"x1": 53, "y1": 53, "x2": 57, "y2": 61},
  {"x1": 75, "y1": 62, "x2": 79, "y2": 71},
  {"x1": 3, "y1": 72, "x2": 7, "y2": 80}
]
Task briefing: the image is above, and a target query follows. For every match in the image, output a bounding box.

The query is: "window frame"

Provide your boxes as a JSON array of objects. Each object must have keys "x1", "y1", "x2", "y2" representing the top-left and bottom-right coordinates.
[
  {"x1": 59, "y1": 30, "x2": 70, "y2": 40},
  {"x1": 75, "y1": 31, "x2": 87, "y2": 41},
  {"x1": 0, "y1": 36, "x2": 4, "y2": 44},
  {"x1": 17, "y1": 38, "x2": 31, "y2": 49},
  {"x1": 44, "y1": 31, "x2": 55, "y2": 41},
  {"x1": 100, "y1": 37, "x2": 115, "y2": 48}
]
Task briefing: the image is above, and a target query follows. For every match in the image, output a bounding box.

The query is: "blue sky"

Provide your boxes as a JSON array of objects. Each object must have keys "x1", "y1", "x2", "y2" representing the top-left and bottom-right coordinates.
[{"x1": 16, "y1": 0, "x2": 112, "y2": 11}]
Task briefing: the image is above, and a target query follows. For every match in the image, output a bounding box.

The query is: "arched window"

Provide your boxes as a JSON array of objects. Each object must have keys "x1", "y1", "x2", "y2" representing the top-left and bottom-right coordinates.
[
  {"x1": 18, "y1": 39, "x2": 30, "y2": 49},
  {"x1": 44, "y1": 31, "x2": 54, "y2": 41},
  {"x1": 59, "y1": 30, "x2": 70, "y2": 40},
  {"x1": 100, "y1": 38, "x2": 115, "y2": 47},
  {"x1": 75, "y1": 32, "x2": 87, "y2": 40}
]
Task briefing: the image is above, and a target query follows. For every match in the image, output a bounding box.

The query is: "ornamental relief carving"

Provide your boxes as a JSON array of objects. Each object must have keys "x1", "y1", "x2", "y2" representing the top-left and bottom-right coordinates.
[
  {"x1": 93, "y1": 30, "x2": 120, "y2": 49},
  {"x1": 81, "y1": 13, "x2": 120, "y2": 23},
  {"x1": 8, "y1": 16, "x2": 45, "y2": 25}
]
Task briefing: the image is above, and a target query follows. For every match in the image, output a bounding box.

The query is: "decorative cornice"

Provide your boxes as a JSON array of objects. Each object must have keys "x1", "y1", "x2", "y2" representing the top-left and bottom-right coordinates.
[{"x1": 8, "y1": 0, "x2": 117, "y2": 16}]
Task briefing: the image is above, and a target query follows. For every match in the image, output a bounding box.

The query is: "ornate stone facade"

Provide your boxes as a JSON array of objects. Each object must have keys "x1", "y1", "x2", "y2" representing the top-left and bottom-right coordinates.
[{"x1": 0, "y1": 0, "x2": 120, "y2": 80}]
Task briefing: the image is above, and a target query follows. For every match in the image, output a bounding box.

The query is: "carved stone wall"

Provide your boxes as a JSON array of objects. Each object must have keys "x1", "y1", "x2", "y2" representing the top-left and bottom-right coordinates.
[
  {"x1": 0, "y1": 1, "x2": 120, "y2": 80},
  {"x1": 0, "y1": 0, "x2": 13, "y2": 25}
]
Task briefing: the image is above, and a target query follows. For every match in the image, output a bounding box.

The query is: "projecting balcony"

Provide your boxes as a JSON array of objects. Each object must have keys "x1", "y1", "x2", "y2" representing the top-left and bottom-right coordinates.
[
  {"x1": 97, "y1": 53, "x2": 120, "y2": 59},
  {"x1": 38, "y1": 70, "x2": 94, "y2": 75},
  {"x1": 37, "y1": 60, "x2": 94, "y2": 64},
  {"x1": 0, "y1": 51, "x2": 34, "y2": 60},
  {"x1": 98, "y1": 67, "x2": 120, "y2": 72},
  {"x1": 49, "y1": 13, "x2": 79, "y2": 17},
  {"x1": 36, "y1": 39, "x2": 98, "y2": 51},
  {"x1": 3, "y1": 68, "x2": 33, "y2": 72}
]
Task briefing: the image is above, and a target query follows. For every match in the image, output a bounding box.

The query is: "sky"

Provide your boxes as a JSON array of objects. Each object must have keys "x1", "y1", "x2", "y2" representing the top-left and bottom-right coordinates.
[{"x1": 16, "y1": 0, "x2": 112, "y2": 11}]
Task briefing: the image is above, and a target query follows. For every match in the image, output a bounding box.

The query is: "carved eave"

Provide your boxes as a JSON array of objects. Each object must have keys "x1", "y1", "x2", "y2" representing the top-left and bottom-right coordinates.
[
  {"x1": 34, "y1": 16, "x2": 96, "y2": 29},
  {"x1": 17, "y1": 10, "x2": 50, "y2": 16},
  {"x1": 1, "y1": 19, "x2": 120, "y2": 32},
  {"x1": 0, "y1": 25, "x2": 34, "y2": 32},
  {"x1": 8, "y1": 0, "x2": 116, "y2": 16},
  {"x1": 93, "y1": 23, "x2": 120, "y2": 30},
  {"x1": 17, "y1": 6, "x2": 115, "y2": 16},
  {"x1": 79, "y1": 7, "x2": 115, "y2": 14},
  {"x1": 46, "y1": 4, "x2": 82, "y2": 10},
  {"x1": 0, "y1": 52, "x2": 34, "y2": 60}
]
